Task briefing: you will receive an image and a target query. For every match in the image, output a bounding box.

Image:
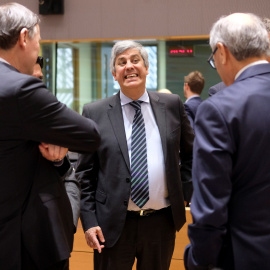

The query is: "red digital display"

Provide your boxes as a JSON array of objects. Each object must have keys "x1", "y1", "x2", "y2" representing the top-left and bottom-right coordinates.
[{"x1": 169, "y1": 47, "x2": 194, "y2": 56}]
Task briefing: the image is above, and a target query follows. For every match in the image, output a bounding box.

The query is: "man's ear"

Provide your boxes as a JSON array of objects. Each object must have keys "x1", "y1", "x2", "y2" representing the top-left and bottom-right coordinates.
[
  {"x1": 18, "y1": 28, "x2": 28, "y2": 49},
  {"x1": 112, "y1": 72, "x2": 117, "y2": 81},
  {"x1": 217, "y1": 42, "x2": 228, "y2": 65}
]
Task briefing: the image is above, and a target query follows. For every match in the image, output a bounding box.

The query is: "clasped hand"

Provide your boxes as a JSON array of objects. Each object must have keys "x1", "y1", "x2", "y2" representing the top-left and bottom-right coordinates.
[{"x1": 39, "y1": 142, "x2": 68, "y2": 162}]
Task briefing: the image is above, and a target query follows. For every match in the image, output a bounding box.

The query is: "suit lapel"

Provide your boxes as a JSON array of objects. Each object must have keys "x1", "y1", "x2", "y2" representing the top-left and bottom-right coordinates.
[
  {"x1": 107, "y1": 93, "x2": 130, "y2": 171},
  {"x1": 148, "y1": 91, "x2": 167, "y2": 160}
]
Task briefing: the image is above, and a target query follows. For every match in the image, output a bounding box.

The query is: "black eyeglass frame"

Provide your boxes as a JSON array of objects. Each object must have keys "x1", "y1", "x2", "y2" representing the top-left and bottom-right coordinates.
[
  {"x1": 207, "y1": 47, "x2": 218, "y2": 69},
  {"x1": 36, "y1": 56, "x2": 44, "y2": 69}
]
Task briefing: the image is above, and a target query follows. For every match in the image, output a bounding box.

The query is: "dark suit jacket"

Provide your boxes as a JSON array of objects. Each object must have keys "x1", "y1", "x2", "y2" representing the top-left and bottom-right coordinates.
[
  {"x1": 76, "y1": 91, "x2": 194, "y2": 248},
  {"x1": 184, "y1": 63, "x2": 270, "y2": 270},
  {"x1": 208, "y1": 81, "x2": 226, "y2": 96},
  {"x1": 184, "y1": 96, "x2": 203, "y2": 129},
  {"x1": 0, "y1": 62, "x2": 100, "y2": 269}
]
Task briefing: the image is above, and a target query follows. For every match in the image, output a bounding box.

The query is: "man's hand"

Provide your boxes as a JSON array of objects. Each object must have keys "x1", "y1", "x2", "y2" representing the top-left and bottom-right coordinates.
[
  {"x1": 39, "y1": 142, "x2": 68, "y2": 162},
  {"x1": 85, "y1": 226, "x2": 105, "y2": 253}
]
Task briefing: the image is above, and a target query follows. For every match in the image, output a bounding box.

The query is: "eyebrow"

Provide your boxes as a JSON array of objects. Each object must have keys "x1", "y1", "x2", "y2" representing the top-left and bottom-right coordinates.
[{"x1": 117, "y1": 54, "x2": 141, "y2": 61}]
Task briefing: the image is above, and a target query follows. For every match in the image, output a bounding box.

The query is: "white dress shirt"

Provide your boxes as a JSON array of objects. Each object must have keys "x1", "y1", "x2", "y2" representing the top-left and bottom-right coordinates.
[{"x1": 120, "y1": 90, "x2": 170, "y2": 211}]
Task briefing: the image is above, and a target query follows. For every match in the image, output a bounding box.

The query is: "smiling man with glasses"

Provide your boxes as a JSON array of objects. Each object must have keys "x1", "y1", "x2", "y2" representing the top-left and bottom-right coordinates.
[{"x1": 184, "y1": 13, "x2": 270, "y2": 270}]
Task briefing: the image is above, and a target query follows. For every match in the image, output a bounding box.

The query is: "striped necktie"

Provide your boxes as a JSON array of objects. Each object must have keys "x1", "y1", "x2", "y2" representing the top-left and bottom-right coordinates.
[{"x1": 129, "y1": 101, "x2": 149, "y2": 208}]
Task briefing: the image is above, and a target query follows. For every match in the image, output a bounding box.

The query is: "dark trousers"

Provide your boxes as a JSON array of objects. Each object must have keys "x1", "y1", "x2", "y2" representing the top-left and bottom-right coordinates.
[
  {"x1": 94, "y1": 207, "x2": 176, "y2": 270},
  {"x1": 22, "y1": 244, "x2": 69, "y2": 270}
]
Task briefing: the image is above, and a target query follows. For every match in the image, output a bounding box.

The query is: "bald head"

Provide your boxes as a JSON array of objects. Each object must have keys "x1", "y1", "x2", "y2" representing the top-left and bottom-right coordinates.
[{"x1": 157, "y1": 89, "x2": 172, "y2": 94}]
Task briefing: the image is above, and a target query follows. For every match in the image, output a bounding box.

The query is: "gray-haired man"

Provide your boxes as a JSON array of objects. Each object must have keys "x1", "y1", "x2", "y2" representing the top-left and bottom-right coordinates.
[
  {"x1": 0, "y1": 3, "x2": 100, "y2": 269},
  {"x1": 76, "y1": 39, "x2": 194, "y2": 270},
  {"x1": 184, "y1": 13, "x2": 270, "y2": 270}
]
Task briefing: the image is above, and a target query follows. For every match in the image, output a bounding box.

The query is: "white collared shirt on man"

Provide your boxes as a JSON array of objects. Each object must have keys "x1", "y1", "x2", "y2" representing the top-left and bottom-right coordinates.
[{"x1": 120, "y1": 90, "x2": 170, "y2": 211}]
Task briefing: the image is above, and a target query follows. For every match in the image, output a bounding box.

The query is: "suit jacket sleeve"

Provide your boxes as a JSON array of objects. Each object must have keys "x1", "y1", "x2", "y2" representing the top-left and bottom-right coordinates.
[
  {"x1": 75, "y1": 105, "x2": 100, "y2": 232},
  {"x1": 184, "y1": 100, "x2": 233, "y2": 269},
  {"x1": 17, "y1": 77, "x2": 100, "y2": 153},
  {"x1": 180, "y1": 98, "x2": 194, "y2": 203}
]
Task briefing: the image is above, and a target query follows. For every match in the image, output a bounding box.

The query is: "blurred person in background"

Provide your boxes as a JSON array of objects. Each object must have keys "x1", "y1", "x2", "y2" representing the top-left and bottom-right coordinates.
[
  {"x1": 183, "y1": 71, "x2": 204, "y2": 129},
  {"x1": 157, "y1": 88, "x2": 172, "y2": 94}
]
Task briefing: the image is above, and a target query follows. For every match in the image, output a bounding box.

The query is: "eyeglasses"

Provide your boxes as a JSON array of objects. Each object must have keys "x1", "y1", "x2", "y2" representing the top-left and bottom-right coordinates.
[
  {"x1": 207, "y1": 47, "x2": 218, "y2": 69},
  {"x1": 36, "y1": 56, "x2": 43, "y2": 69}
]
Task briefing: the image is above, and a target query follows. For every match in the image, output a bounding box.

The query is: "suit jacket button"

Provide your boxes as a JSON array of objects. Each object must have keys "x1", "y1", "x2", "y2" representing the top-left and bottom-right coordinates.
[
  {"x1": 126, "y1": 178, "x2": 130, "y2": 183},
  {"x1": 124, "y1": 200, "x2": 128, "y2": 206}
]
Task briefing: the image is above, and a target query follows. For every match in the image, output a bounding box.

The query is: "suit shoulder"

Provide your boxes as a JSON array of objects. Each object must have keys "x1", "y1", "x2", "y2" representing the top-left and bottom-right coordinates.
[
  {"x1": 84, "y1": 95, "x2": 114, "y2": 107},
  {"x1": 152, "y1": 91, "x2": 182, "y2": 104},
  {"x1": 82, "y1": 94, "x2": 118, "y2": 112},
  {"x1": 0, "y1": 64, "x2": 44, "y2": 87},
  {"x1": 0, "y1": 69, "x2": 47, "y2": 98},
  {"x1": 198, "y1": 89, "x2": 233, "y2": 118}
]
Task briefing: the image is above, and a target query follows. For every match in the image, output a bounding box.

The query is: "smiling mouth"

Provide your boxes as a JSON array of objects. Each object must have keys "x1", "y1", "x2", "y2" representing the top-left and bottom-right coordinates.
[{"x1": 125, "y1": 74, "x2": 138, "y2": 79}]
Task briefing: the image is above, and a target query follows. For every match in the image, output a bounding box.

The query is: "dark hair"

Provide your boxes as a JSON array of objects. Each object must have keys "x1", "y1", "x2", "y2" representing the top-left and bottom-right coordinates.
[
  {"x1": 36, "y1": 56, "x2": 43, "y2": 68},
  {"x1": 184, "y1": 71, "x2": 205, "y2": 95}
]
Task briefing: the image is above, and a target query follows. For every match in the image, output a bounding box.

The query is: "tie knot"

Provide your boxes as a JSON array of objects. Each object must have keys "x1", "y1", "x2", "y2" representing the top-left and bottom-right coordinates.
[{"x1": 130, "y1": 100, "x2": 142, "y2": 111}]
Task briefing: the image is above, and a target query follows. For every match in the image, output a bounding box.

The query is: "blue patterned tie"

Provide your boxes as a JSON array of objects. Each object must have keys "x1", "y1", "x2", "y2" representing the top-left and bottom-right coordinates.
[{"x1": 130, "y1": 101, "x2": 149, "y2": 208}]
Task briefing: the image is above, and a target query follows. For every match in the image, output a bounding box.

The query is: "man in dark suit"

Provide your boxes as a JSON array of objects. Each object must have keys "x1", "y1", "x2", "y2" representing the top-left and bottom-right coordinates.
[
  {"x1": 76, "y1": 40, "x2": 194, "y2": 270},
  {"x1": 183, "y1": 71, "x2": 204, "y2": 129},
  {"x1": 184, "y1": 13, "x2": 270, "y2": 270},
  {"x1": 0, "y1": 3, "x2": 100, "y2": 270},
  {"x1": 207, "y1": 18, "x2": 270, "y2": 99}
]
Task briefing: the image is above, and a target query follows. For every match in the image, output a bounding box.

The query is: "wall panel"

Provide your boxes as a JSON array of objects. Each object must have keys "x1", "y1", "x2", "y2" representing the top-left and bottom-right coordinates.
[{"x1": 1, "y1": 0, "x2": 269, "y2": 41}]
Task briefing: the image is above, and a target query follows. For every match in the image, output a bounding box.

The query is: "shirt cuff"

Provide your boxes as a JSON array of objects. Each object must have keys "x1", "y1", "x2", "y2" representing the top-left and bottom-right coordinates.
[{"x1": 53, "y1": 159, "x2": 64, "y2": 167}]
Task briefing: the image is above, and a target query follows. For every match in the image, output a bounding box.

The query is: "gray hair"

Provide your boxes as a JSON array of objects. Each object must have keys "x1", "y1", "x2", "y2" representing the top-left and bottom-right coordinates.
[
  {"x1": 209, "y1": 13, "x2": 269, "y2": 61},
  {"x1": 0, "y1": 2, "x2": 40, "y2": 50},
  {"x1": 110, "y1": 40, "x2": 149, "y2": 73}
]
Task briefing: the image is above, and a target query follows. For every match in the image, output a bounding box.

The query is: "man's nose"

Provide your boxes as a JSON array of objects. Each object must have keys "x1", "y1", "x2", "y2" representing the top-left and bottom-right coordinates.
[{"x1": 125, "y1": 60, "x2": 134, "y2": 69}]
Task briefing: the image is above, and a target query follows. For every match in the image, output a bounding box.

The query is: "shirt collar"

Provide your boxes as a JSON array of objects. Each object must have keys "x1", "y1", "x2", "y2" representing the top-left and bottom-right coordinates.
[
  {"x1": 235, "y1": 60, "x2": 268, "y2": 80},
  {"x1": 120, "y1": 89, "x2": 149, "y2": 106},
  {"x1": 185, "y1": 94, "x2": 200, "y2": 103},
  {"x1": 0, "y1": 57, "x2": 11, "y2": 65}
]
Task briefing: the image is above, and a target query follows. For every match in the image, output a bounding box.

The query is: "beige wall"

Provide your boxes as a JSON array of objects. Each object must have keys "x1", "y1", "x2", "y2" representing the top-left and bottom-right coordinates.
[{"x1": 1, "y1": 0, "x2": 270, "y2": 41}]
